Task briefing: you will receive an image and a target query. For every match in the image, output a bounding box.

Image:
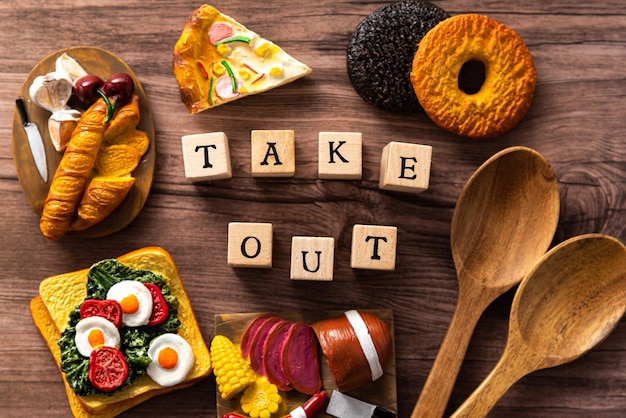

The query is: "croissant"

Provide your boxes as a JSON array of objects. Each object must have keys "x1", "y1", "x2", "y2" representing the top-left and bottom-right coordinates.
[
  {"x1": 40, "y1": 98, "x2": 109, "y2": 240},
  {"x1": 95, "y1": 144, "x2": 141, "y2": 176},
  {"x1": 103, "y1": 95, "x2": 140, "y2": 141},
  {"x1": 70, "y1": 175, "x2": 135, "y2": 231}
]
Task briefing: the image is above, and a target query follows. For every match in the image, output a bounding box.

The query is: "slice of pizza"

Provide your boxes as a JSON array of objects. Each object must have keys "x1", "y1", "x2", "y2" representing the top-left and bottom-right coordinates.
[{"x1": 173, "y1": 4, "x2": 312, "y2": 114}]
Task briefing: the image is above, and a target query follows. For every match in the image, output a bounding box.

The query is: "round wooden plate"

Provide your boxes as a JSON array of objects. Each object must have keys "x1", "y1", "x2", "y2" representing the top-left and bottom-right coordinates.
[{"x1": 12, "y1": 46, "x2": 155, "y2": 238}]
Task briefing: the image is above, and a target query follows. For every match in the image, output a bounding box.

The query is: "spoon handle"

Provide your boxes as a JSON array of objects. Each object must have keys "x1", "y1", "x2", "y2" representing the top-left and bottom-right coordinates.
[
  {"x1": 449, "y1": 333, "x2": 538, "y2": 418},
  {"x1": 411, "y1": 285, "x2": 495, "y2": 418}
]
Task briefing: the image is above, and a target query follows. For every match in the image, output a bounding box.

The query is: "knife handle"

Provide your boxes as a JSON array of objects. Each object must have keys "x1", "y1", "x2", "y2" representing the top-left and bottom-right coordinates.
[{"x1": 16, "y1": 98, "x2": 30, "y2": 125}]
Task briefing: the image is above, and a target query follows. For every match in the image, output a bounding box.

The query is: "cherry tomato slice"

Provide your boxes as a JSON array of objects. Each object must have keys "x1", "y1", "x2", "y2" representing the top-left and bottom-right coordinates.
[
  {"x1": 88, "y1": 346, "x2": 129, "y2": 392},
  {"x1": 144, "y1": 283, "x2": 169, "y2": 326},
  {"x1": 79, "y1": 299, "x2": 123, "y2": 328}
]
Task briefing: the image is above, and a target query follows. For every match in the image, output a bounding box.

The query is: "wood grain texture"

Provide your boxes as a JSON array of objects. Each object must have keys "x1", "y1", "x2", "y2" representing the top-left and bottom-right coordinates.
[{"x1": 0, "y1": 1, "x2": 624, "y2": 417}]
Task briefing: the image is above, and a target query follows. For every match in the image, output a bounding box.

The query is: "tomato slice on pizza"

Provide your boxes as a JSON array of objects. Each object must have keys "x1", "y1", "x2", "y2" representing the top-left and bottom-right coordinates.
[{"x1": 173, "y1": 4, "x2": 312, "y2": 114}]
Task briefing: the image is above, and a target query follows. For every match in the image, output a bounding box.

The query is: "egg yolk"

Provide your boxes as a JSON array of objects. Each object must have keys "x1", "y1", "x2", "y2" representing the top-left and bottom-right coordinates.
[
  {"x1": 157, "y1": 347, "x2": 179, "y2": 369},
  {"x1": 120, "y1": 294, "x2": 140, "y2": 314},
  {"x1": 88, "y1": 329, "x2": 105, "y2": 349}
]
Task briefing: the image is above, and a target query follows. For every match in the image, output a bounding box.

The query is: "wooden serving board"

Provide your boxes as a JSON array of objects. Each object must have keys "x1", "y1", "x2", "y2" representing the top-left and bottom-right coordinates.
[
  {"x1": 214, "y1": 309, "x2": 397, "y2": 417},
  {"x1": 12, "y1": 46, "x2": 156, "y2": 238}
]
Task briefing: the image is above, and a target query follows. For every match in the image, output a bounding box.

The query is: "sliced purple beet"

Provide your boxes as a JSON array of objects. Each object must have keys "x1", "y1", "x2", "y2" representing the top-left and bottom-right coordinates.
[
  {"x1": 281, "y1": 322, "x2": 322, "y2": 395},
  {"x1": 263, "y1": 320, "x2": 295, "y2": 391},
  {"x1": 240, "y1": 313, "x2": 273, "y2": 359},
  {"x1": 249, "y1": 315, "x2": 283, "y2": 376}
]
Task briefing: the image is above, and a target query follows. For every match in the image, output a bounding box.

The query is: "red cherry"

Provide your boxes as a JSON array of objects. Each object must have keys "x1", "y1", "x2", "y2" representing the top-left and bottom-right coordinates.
[
  {"x1": 102, "y1": 73, "x2": 134, "y2": 104},
  {"x1": 74, "y1": 75, "x2": 105, "y2": 104}
]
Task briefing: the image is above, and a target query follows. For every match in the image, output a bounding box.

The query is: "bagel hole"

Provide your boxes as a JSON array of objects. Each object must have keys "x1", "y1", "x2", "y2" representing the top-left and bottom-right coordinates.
[{"x1": 458, "y1": 60, "x2": 486, "y2": 95}]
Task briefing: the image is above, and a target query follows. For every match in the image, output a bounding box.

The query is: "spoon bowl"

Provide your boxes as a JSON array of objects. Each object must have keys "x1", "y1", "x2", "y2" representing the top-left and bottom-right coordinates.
[
  {"x1": 451, "y1": 234, "x2": 626, "y2": 417},
  {"x1": 412, "y1": 146, "x2": 560, "y2": 418}
]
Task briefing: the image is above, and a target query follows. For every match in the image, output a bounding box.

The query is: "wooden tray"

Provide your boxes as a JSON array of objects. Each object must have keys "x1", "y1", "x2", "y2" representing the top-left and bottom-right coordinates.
[
  {"x1": 12, "y1": 46, "x2": 155, "y2": 238},
  {"x1": 214, "y1": 309, "x2": 397, "y2": 417}
]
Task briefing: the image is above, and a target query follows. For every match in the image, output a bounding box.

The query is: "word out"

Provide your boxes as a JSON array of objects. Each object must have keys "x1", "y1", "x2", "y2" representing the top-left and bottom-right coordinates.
[
  {"x1": 182, "y1": 130, "x2": 432, "y2": 194},
  {"x1": 227, "y1": 222, "x2": 398, "y2": 280}
]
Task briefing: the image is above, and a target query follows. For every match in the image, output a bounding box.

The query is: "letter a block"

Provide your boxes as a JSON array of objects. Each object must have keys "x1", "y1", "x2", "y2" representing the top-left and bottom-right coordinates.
[
  {"x1": 227, "y1": 222, "x2": 273, "y2": 268},
  {"x1": 181, "y1": 132, "x2": 232, "y2": 181},
  {"x1": 351, "y1": 224, "x2": 398, "y2": 270},
  {"x1": 379, "y1": 141, "x2": 432, "y2": 193},
  {"x1": 251, "y1": 130, "x2": 296, "y2": 177},
  {"x1": 290, "y1": 236, "x2": 335, "y2": 281},
  {"x1": 318, "y1": 132, "x2": 363, "y2": 180}
]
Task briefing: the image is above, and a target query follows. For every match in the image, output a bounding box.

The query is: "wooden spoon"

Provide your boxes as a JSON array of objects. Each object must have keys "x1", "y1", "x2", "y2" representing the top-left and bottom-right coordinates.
[
  {"x1": 450, "y1": 234, "x2": 626, "y2": 417},
  {"x1": 411, "y1": 146, "x2": 560, "y2": 418}
]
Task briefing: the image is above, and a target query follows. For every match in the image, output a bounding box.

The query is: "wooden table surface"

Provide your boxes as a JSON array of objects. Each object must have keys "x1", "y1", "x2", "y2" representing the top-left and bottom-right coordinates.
[{"x1": 1, "y1": 1, "x2": 624, "y2": 417}]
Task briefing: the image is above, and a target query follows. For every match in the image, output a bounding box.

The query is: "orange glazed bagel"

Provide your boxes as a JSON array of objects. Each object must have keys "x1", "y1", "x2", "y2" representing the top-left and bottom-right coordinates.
[{"x1": 411, "y1": 14, "x2": 537, "y2": 139}]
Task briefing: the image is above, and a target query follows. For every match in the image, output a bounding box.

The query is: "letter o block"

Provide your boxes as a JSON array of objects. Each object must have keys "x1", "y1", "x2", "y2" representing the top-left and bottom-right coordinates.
[
  {"x1": 351, "y1": 224, "x2": 398, "y2": 270},
  {"x1": 227, "y1": 222, "x2": 273, "y2": 268},
  {"x1": 379, "y1": 141, "x2": 432, "y2": 193},
  {"x1": 290, "y1": 236, "x2": 335, "y2": 281}
]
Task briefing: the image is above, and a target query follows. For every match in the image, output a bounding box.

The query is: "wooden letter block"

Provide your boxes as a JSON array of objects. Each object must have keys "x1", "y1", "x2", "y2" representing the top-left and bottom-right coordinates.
[
  {"x1": 351, "y1": 224, "x2": 398, "y2": 270},
  {"x1": 181, "y1": 132, "x2": 232, "y2": 182},
  {"x1": 227, "y1": 222, "x2": 273, "y2": 268},
  {"x1": 318, "y1": 132, "x2": 363, "y2": 180},
  {"x1": 290, "y1": 236, "x2": 335, "y2": 281},
  {"x1": 379, "y1": 141, "x2": 432, "y2": 193},
  {"x1": 251, "y1": 130, "x2": 296, "y2": 177}
]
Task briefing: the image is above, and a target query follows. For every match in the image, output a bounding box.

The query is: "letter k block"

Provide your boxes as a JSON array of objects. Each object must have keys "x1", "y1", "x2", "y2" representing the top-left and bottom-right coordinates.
[
  {"x1": 290, "y1": 236, "x2": 335, "y2": 281},
  {"x1": 181, "y1": 132, "x2": 232, "y2": 181},
  {"x1": 318, "y1": 132, "x2": 363, "y2": 180}
]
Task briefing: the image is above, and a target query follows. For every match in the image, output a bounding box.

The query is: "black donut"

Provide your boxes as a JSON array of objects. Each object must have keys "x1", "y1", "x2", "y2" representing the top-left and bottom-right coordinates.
[{"x1": 347, "y1": 1, "x2": 449, "y2": 113}]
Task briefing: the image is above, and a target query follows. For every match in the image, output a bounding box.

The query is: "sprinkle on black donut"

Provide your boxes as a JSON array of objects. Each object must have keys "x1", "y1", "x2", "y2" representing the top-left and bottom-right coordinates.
[{"x1": 347, "y1": 1, "x2": 449, "y2": 113}]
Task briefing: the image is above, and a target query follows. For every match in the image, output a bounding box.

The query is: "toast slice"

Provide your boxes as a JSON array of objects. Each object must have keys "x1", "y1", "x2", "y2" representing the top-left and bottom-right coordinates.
[{"x1": 30, "y1": 246, "x2": 211, "y2": 417}]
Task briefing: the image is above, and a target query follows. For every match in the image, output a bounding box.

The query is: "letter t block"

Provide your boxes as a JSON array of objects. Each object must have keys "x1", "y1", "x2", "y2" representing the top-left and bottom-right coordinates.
[
  {"x1": 379, "y1": 141, "x2": 432, "y2": 193},
  {"x1": 351, "y1": 224, "x2": 398, "y2": 270},
  {"x1": 290, "y1": 236, "x2": 335, "y2": 281},
  {"x1": 227, "y1": 222, "x2": 273, "y2": 268},
  {"x1": 181, "y1": 132, "x2": 232, "y2": 182}
]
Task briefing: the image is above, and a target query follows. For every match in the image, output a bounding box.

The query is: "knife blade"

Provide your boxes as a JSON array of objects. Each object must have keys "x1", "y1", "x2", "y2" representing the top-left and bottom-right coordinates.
[
  {"x1": 16, "y1": 98, "x2": 48, "y2": 183},
  {"x1": 326, "y1": 390, "x2": 396, "y2": 418}
]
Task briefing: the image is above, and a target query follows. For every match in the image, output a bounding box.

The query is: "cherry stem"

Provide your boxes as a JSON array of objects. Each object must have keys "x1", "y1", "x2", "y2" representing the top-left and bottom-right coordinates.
[{"x1": 96, "y1": 89, "x2": 118, "y2": 123}]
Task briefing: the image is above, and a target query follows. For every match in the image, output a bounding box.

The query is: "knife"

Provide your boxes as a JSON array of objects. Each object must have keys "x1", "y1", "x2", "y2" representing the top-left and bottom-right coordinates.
[
  {"x1": 326, "y1": 390, "x2": 396, "y2": 418},
  {"x1": 16, "y1": 98, "x2": 48, "y2": 183}
]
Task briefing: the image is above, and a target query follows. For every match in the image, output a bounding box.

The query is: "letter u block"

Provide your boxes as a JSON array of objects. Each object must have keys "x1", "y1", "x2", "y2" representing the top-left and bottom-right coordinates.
[
  {"x1": 227, "y1": 222, "x2": 273, "y2": 268},
  {"x1": 181, "y1": 132, "x2": 232, "y2": 181},
  {"x1": 351, "y1": 224, "x2": 398, "y2": 270},
  {"x1": 290, "y1": 236, "x2": 335, "y2": 281},
  {"x1": 379, "y1": 141, "x2": 432, "y2": 193},
  {"x1": 251, "y1": 130, "x2": 296, "y2": 177}
]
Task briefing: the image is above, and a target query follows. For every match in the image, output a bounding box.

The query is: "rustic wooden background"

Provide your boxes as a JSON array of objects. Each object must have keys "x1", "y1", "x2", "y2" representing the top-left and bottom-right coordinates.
[{"x1": 1, "y1": 0, "x2": 624, "y2": 417}]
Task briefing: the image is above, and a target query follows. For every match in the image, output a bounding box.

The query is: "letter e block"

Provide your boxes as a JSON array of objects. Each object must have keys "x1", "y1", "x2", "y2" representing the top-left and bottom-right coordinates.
[
  {"x1": 227, "y1": 222, "x2": 273, "y2": 268},
  {"x1": 181, "y1": 132, "x2": 232, "y2": 182},
  {"x1": 251, "y1": 130, "x2": 296, "y2": 177},
  {"x1": 379, "y1": 141, "x2": 432, "y2": 193},
  {"x1": 290, "y1": 236, "x2": 335, "y2": 281},
  {"x1": 351, "y1": 224, "x2": 398, "y2": 270},
  {"x1": 318, "y1": 132, "x2": 363, "y2": 180}
]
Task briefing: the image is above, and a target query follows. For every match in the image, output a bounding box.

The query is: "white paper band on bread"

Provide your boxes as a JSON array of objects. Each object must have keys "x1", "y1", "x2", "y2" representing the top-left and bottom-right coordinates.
[
  {"x1": 290, "y1": 406, "x2": 307, "y2": 418},
  {"x1": 344, "y1": 310, "x2": 384, "y2": 381}
]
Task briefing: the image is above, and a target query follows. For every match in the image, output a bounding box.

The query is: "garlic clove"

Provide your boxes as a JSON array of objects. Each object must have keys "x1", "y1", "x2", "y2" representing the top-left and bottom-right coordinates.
[
  {"x1": 55, "y1": 53, "x2": 88, "y2": 82},
  {"x1": 29, "y1": 71, "x2": 74, "y2": 113},
  {"x1": 48, "y1": 109, "x2": 81, "y2": 152}
]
